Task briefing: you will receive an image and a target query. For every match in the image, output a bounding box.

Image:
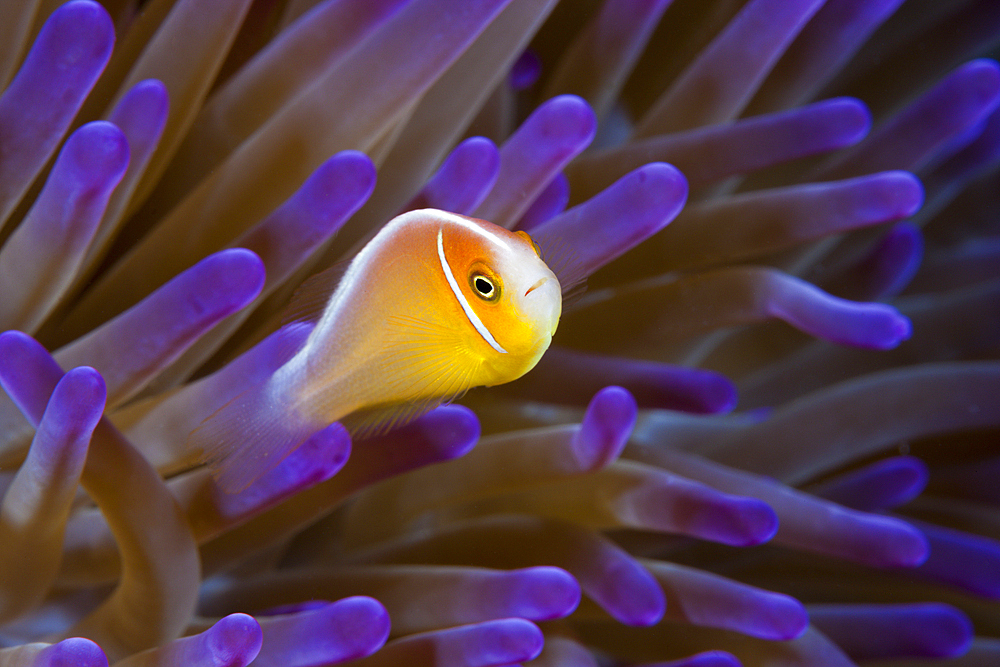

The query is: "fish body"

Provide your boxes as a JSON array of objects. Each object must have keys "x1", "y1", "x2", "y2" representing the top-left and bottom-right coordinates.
[{"x1": 193, "y1": 209, "x2": 561, "y2": 491}]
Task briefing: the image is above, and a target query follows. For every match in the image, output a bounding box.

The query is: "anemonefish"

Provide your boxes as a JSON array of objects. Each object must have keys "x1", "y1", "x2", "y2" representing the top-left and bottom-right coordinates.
[{"x1": 190, "y1": 209, "x2": 562, "y2": 491}]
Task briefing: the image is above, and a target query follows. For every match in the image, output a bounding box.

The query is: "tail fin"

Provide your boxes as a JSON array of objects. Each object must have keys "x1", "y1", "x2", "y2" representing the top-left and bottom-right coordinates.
[{"x1": 186, "y1": 382, "x2": 322, "y2": 493}]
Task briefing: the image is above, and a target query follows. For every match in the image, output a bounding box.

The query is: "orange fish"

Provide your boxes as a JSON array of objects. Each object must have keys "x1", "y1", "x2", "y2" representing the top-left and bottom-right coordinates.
[{"x1": 192, "y1": 209, "x2": 562, "y2": 491}]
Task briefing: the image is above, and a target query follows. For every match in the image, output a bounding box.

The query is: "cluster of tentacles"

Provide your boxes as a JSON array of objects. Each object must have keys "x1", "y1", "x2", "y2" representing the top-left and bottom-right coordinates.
[{"x1": 0, "y1": 0, "x2": 997, "y2": 665}]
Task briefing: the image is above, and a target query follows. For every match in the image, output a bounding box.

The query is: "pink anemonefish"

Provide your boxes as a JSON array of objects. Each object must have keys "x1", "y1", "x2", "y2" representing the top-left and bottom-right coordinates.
[{"x1": 190, "y1": 209, "x2": 562, "y2": 491}]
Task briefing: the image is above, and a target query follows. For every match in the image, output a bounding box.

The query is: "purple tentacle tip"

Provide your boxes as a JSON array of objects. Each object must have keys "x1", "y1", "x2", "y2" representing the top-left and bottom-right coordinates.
[
  {"x1": 689, "y1": 494, "x2": 779, "y2": 548},
  {"x1": 572, "y1": 386, "x2": 637, "y2": 470},
  {"x1": 758, "y1": 592, "x2": 810, "y2": 641},
  {"x1": 509, "y1": 50, "x2": 542, "y2": 90},
  {"x1": 850, "y1": 222, "x2": 925, "y2": 299},
  {"x1": 806, "y1": 510, "x2": 929, "y2": 569},
  {"x1": 811, "y1": 603, "x2": 973, "y2": 660},
  {"x1": 283, "y1": 422, "x2": 353, "y2": 483},
  {"x1": 412, "y1": 404, "x2": 482, "y2": 461},
  {"x1": 46, "y1": 365, "x2": 106, "y2": 435},
  {"x1": 0, "y1": 1, "x2": 114, "y2": 134},
  {"x1": 628, "y1": 478, "x2": 778, "y2": 547},
  {"x1": 255, "y1": 597, "x2": 390, "y2": 666},
  {"x1": 863, "y1": 170, "x2": 924, "y2": 219},
  {"x1": 474, "y1": 94, "x2": 595, "y2": 228},
  {"x1": 0, "y1": 330, "x2": 63, "y2": 422},
  {"x1": 770, "y1": 277, "x2": 912, "y2": 349},
  {"x1": 639, "y1": 651, "x2": 742, "y2": 667},
  {"x1": 530, "y1": 95, "x2": 597, "y2": 149},
  {"x1": 462, "y1": 618, "x2": 545, "y2": 665},
  {"x1": 300, "y1": 150, "x2": 377, "y2": 223},
  {"x1": 914, "y1": 522, "x2": 1000, "y2": 598},
  {"x1": 656, "y1": 366, "x2": 737, "y2": 414},
  {"x1": 598, "y1": 558, "x2": 667, "y2": 627},
  {"x1": 199, "y1": 248, "x2": 268, "y2": 315},
  {"x1": 219, "y1": 422, "x2": 351, "y2": 517},
  {"x1": 812, "y1": 456, "x2": 929, "y2": 511},
  {"x1": 533, "y1": 162, "x2": 687, "y2": 285},
  {"x1": 350, "y1": 405, "x2": 480, "y2": 484},
  {"x1": 207, "y1": 613, "x2": 263, "y2": 666},
  {"x1": 59, "y1": 121, "x2": 131, "y2": 191},
  {"x1": 410, "y1": 136, "x2": 499, "y2": 214},
  {"x1": 515, "y1": 172, "x2": 568, "y2": 230},
  {"x1": 505, "y1": 566, "x2": 581, "y2": 620},
  {"x1": 519, "y1": 349, "x2": 735, "y2": 413},
  {"x1": 38, "y1": 637, "x2": 108, "y2": 667}
]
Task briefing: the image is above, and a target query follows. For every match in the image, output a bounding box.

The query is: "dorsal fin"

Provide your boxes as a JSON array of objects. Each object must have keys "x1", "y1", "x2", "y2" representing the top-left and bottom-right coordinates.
[{"x1": 281, "y1": 260, "x2": 351, "y2": 325}]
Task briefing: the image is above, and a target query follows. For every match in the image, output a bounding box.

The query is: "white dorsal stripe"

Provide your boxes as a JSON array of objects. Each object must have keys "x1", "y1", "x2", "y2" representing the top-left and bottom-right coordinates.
[
  {"x1": 437, "y1": 228, "x2": 508, "y2": 354},
  {"x1": 431, "y1": 209, "x2": 511, "y2": 251}
]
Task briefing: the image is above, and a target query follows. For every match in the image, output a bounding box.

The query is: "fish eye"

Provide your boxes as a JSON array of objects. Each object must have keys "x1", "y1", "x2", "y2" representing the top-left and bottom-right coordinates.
[{"x1": 470, "y1": 272, "x2": 500, "y2": 302}]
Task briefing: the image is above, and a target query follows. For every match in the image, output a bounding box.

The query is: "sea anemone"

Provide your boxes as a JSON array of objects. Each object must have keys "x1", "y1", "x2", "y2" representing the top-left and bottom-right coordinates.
[{"x1": 0, "y1": 0, "x2": 998, "y2": 665}]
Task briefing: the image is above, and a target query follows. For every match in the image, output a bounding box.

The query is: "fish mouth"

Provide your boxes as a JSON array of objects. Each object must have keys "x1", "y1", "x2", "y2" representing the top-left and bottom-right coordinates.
[
  {"x1": 522, "y1": 272, "x2": 561, "y2": 340},
  {"x1": 524, "y1": 277, "x2": 548, "y2": 296}
]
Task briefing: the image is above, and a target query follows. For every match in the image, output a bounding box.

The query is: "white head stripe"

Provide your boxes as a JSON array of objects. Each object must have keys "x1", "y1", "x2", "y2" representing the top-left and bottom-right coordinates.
[
  {"x1": 431, "y1": 210, "x2": 511, "y2": 251},
  {"x1": 437, "y1": 228, "x2": 508, "y2": 354}
]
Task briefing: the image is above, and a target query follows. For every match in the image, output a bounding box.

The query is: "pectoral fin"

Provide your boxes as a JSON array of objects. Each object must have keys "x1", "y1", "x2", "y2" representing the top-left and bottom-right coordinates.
[{"x1": 337, "y1": 313, "x2": 484, "y2": 438}]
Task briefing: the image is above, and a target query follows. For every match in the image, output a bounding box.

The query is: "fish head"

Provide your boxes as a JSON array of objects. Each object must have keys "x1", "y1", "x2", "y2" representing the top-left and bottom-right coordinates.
[{"x1": 430, "y1": 211, "x2": 562, "y2": 383}]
